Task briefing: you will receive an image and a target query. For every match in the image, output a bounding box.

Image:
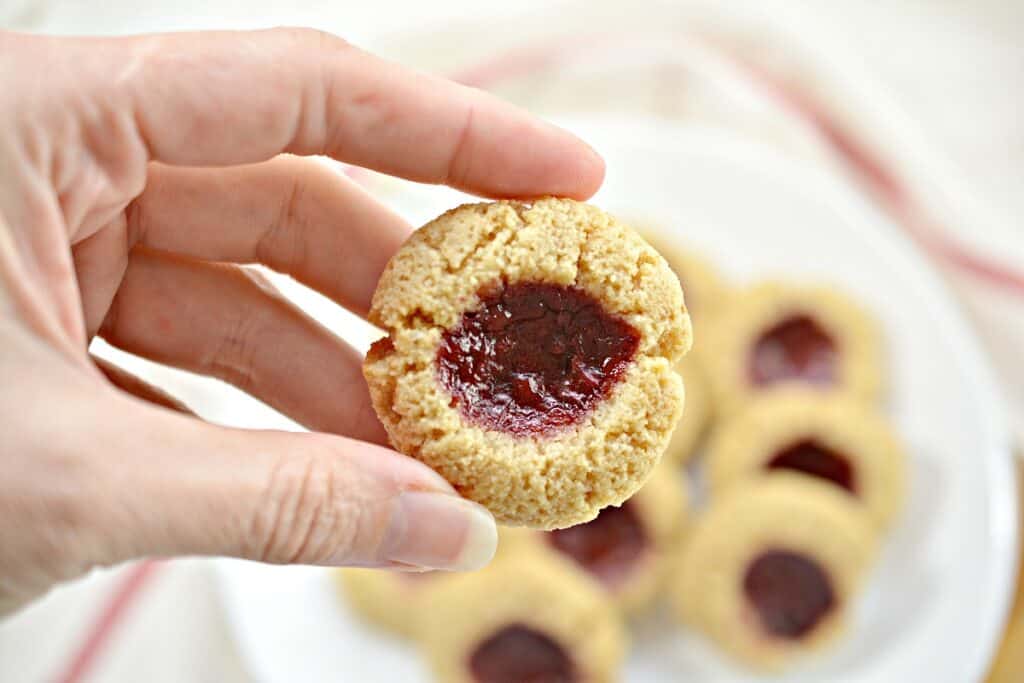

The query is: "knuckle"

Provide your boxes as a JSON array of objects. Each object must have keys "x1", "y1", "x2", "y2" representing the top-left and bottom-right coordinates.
[
  {"x1": 255, "y1": 172, "x2": 309, "y2": 275},
  {"x1": 250, "y1": 450, "x2": 355, "y2": 565},
  {"x1": 272, "y1": 26, "x2": 349, "y2": 53},
  {"x1": 203, "y1": 269, "x2": 273, "y2": 394}
]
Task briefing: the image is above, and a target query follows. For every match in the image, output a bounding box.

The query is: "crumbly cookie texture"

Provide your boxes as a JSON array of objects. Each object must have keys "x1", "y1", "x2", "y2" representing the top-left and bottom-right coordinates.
[
  {"x1": 509, "y1": 463, "x2": 688, "y2": 614},
  {"x1": 671, "y1": 474, "x2": 877, "y2": 672},
  {"x1": 704, "y1": 281, "x2": 881, "y2": 415},
  {"x1": 663, "y1": 356, "x2": 712, "y2": 464},
  {"x1": 364, "y1": 198, "x2": 691, "y2": 529},
  {"x1": 418, "y1": 552, "x2": 627, "y2": 683},
  {"x1": 706, "y1": 389, "x2": 906, "y2": 529}
]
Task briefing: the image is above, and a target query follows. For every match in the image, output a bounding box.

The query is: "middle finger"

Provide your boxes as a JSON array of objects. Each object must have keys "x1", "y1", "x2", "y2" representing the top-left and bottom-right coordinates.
[{"x1": 129, "y1": 155, "x2": 411, "y2": 318}]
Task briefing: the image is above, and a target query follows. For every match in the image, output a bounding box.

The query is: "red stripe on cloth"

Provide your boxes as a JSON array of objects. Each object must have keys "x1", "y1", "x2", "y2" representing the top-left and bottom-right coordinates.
[
  {"x1": 53, "y1": 561, "x2": 164, "y2": 683},
  {"x1": 705, "y1": 46, "x2": 1024, "y2": 297}
]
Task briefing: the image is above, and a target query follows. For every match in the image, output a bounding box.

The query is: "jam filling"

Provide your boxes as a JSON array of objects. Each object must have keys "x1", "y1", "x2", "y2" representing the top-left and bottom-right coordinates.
[
  {"x1": 766, "y1": 439, "x2": 857, "y2": 494},
  {"x1": 749, "y1": 314, "x2": 837, "y2": 387},
  {"x1": 468, "y1": 624, "x2": 576, "y2": 683},
  {"x1": 437, "y1": 282, "x2": 641, "y2": 436},
  {"x1": 743, "y1": 550, "x2": 836, "y2": 639},
  {"x1": 547, "y1": 502, "x2": 648, "y2": 587}
]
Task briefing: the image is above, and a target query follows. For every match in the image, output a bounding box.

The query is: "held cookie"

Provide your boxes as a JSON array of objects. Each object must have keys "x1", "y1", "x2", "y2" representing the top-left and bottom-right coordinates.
[
  {"x1": 512, "y1": 465, "x2": 688, "y2": 613},
  {"x1": 705, "y1": 282, "x2": 881, "y2": 414},
  {"x1": 364, "y1": 199, "x2": 691, "y2": 529},
  {"x1": 671, "y1": 474, "x2": 877, "y2": 672},
  {"x1": 706, "y1": 390, "x2": 906, "y2": 528},
  {"x1": 418, "y1": 554, "x2": 627, "y2": 683}
]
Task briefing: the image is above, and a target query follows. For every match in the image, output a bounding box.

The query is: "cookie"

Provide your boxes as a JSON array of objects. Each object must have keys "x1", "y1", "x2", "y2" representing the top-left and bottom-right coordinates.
[
  {"x1": 704, "y1": 282, "x2": 881, "y2": 414},
  {"x1": 671, "y1": 474, "x2": 877, "y2": 672},
  {"x1": 333, "y1": 530, "x2": 523, "y2": 638},
  {"x1": 643, "y1": 236, "x2": 727, "y2": 328},
  {"x1": 364, "y1": 198, "x2": 691, "y2": 529},
  {"x1": 333, "y1": 568, "x2": 448, "y2": 638},
  {"x1": 509, "y1": 464, "x2": 688, "y2": 613},
  {"x1": 706, "y1": 390, "x2": 906, "y2": 528},
  {"x1": 639, "y1": 235, "x2": 724, "y2": 462},
  {"x1": 418, "y1": 552, "x2": 627, "y2": 683},
  {"x1": 664, "y1": 356, "x2": 712, "y2": 464}
]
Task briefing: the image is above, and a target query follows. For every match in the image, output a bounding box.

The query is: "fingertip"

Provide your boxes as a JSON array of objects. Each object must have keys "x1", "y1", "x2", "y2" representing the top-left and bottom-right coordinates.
[
  {"x1": 527, "y1": 121, "x2": 606, "y2": 200},
  {"x1": 380, "y1": 491, "x2": 497, "y2": 571},
  {"x1": 566, "y1": 136, "x2": 606, "y2": 200}
]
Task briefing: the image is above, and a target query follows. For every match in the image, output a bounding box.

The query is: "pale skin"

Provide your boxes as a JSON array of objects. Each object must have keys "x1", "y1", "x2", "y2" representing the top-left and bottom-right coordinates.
[{"x1": 0, "y1": 28, "x2": 604, "y2": 614}]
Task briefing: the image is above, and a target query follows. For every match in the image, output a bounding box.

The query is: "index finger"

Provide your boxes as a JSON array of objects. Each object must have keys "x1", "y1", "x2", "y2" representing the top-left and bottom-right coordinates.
[{"x1": 77, "y1": 28, "x2": 605, "y2": 199}]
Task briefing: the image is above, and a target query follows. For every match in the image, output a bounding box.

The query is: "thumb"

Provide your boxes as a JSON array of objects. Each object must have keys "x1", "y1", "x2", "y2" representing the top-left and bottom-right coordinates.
[{"x1": 89, "y1": 401, "x2": 497, "y2": 572}]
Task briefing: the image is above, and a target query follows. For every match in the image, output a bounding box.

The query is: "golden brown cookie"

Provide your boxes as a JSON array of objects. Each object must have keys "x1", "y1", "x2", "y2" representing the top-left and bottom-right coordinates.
[
  {"x1": 664, "y1": 356, "x2": 712, "y2": 464},
  {"x1": 704, "y1": 282, "x2": 881, "y2": 414},
  {"x1": 418, "y1": 552, "x2": 627, "y2": 683},
  {"x1": 509, "y1": 464, "x2": 688, "y2": 614},
  {"x1": 641, "y1": 234, "x2": 728, "y2": 333},
  {"x1": 671, "y1": 474, "x2": 877, "y2": 672},
  {"x1": 706, "y1": 389, "x2": 906, "y2": 528},
  {"x1": 333, "y1": 530, "x2": 523, "y2": 638},
  {"x1": 333, "y1": 568, "x2": 448, "y2": 638},
  {"x1": 638, "y1": 234, "x2": 724, "y2": 462},
  {"x1": 364, "y1": 198, "x2": 691, "y2": 529}
]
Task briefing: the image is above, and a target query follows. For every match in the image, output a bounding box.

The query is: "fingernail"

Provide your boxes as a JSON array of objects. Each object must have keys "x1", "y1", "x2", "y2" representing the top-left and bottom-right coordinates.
[{"x1": 381, "y1": 491, "x2": 497, "y2": 571}]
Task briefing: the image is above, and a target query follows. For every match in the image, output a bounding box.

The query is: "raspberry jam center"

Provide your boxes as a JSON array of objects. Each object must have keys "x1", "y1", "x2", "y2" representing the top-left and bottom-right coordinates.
[
  {"x1": 468, "y1": 624, "x2": 576, "y2": 683},
  {"x1": 547, "y1": 502, "x2": 648, "y2": 587},
  {"x1": 743, "y1": 550, "x2": 836, "y2": 639},
  {"x1": 766, "y1": 439, "x2": 856, "y2": 494},
  {"x1": 437, "y1": 282, "x2": 641, "y2": 436},
  {"x1": 749, "y1": 314, "x2": 837, "y2": 386}
]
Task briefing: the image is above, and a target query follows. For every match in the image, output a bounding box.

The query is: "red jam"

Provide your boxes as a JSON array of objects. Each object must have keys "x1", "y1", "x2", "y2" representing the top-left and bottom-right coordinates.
[
  {"x1": 437, "y1": 282, "x2": 640, "y2": 436},
  {"x1": 749, "y1": 314, "x2": 837, "y2": 387},
  {"x1": 547, "y1": 502, "x2": 647, "y2": 588},
  {"x1": 468, "y1": 624, "x2": 576, "y2": 683},
  {"x1": 743, "y1": 550, "x2": 836, "y2": 639},
  {"x1": 766, "y1": 439, "x2": 856, "y2": 494}
]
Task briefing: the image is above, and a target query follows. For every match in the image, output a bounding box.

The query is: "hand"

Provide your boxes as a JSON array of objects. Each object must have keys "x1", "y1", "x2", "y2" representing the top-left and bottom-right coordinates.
[{"x1": 0, "y1": 28, "x2": 603, "y2": 614}]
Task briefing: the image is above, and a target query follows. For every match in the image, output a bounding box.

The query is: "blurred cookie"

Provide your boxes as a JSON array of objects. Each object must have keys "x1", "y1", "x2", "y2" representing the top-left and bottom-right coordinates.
[
  {"x1": 364, "y1": 198, "x2": 691, "y2": 529},
  {"x1": 631, "y1": 233, "x2": 726, "y2": 463},
  {"x1": 334, "y1": 530, "x2": 522, "y2": 638},
  {"x1": 706, "y1": 390, "x2": 905, "y2": 528},
  {"x1": 664, "y1": 356, "x2": 712, "y2": 464},
  {"x1": 333, "y1": 568, "x2": 446, "y2": 638},
  {"x1": 641, "y1": 233, "x2": 728, "y2": 332},
  {"x1": 418, "y1": 553, "x2": 627, "y2": 683},
  {"x1": 671, "y1": 474, "x2": 876, "y2": 672},
  {"x1": 705, "y1": 282, "x2": 881, "y2": 414},
  {"x1": 512, "y1": 465, "x2": 688, "y2": 613}
]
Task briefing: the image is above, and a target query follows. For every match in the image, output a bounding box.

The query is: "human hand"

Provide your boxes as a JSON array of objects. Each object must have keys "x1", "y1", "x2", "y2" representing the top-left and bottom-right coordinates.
[{"x1": 0, "y1": 28, "x2": 603, "y2": 614}]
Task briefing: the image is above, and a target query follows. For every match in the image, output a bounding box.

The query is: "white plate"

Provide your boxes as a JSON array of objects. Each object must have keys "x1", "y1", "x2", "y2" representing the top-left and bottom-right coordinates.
[{"x1": 213, "y1": 117, "x2": 1017, "y2": 683}]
